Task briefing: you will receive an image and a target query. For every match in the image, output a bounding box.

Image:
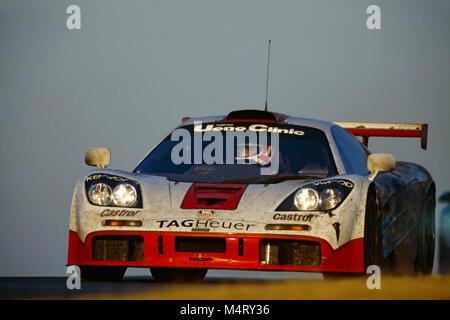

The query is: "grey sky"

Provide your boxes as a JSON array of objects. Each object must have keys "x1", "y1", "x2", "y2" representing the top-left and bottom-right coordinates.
[{"x1": 0, "y1": 1, "x2": 449, "y2": 276}]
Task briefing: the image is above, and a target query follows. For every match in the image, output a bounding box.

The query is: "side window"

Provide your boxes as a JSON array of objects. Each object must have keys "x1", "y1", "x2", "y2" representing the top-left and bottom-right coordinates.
[{"x1": 331, "y1": 126, "x2": 370, "y2": 175}]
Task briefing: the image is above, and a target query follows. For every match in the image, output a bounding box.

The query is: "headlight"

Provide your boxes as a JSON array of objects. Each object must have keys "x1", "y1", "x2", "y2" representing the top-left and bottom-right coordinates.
[
  {"x1": 112, "y1": 183, "x2": 137, "y2": 207},
  {"x1": 320, "y1": 188, "x2": 342, "y2": 210},
  {"x1": 276, "y1": 179, "x2": 354, "y2": 212},
  {"x1": 88, "y1": 183, "x2": 113, "y2": 206},
  {"x1": 85, "y1": 174, "x2": 143, "y2": 208},
  {"x1": 294, "y1": 188, "x2": 319, "y2": 211}
]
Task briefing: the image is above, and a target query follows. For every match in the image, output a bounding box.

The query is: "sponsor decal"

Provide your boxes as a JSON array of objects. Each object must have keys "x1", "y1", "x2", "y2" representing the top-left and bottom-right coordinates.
[
  {"x1": 197, "y1": 210, "x2": 215, "y2": 218},
  {"x1": 85, "y1": 174, "x2": 132, "y2": 183},
  {"x1": 313, "y1": 180, "x2": 354, "y2": 188},
  {"x1": 192, "y1": 228, "x2": 210, "y2": 232},
  {"x1": 272, "y1": 213, "x2": 315, "y2": 222},
  {"x1": 100, "y1": 209, "x2": 139, "y2": 217},
  {"x1": 194, "y1": 123, "x2": 305, "y2": 136},
  {"x1": 157, "y1": 219, "x2": 256, "y2": 231}
]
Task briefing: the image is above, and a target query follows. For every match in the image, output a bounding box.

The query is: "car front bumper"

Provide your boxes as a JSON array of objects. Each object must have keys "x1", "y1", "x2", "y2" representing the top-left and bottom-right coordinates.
[{"x1": 67, "y1": 230, "x2": 364, "y2": 273}]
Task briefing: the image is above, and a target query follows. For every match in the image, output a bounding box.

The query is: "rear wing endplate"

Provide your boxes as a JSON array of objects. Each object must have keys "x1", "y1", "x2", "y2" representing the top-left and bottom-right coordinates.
[{"x1": 333, "y1": 122, "x2": 428, "y2": 150}]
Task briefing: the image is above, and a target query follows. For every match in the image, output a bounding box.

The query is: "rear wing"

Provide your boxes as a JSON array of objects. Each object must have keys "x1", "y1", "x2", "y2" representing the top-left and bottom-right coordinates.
[{"x1": 333, "y1": 122, "x2": 428, "y2": 150}]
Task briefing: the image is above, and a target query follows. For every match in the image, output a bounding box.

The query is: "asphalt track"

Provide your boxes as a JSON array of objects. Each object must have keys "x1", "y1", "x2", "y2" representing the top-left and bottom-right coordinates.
[
  {"x1": 0, "y1": 276, "x2": 158, "y2": 299},
  {"x1": 0, "y1": 270, "x2": 321, "y2": 299},
  {"x1": 2, "y1": 270, "x2": 450, "y2": 300}
]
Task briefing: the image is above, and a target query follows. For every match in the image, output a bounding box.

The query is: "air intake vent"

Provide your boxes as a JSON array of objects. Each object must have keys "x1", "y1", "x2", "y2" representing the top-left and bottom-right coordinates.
[
  {"x1": 226, "y1": 110, "x2": 278, "y2": 121},
  {"x1": 260, "y1": 239, "x2": 321, "y2": 266},
  {"x1": 181, "y1": 183, "x2": 246, "y2": 210},
  {"x1": 92, "y1": 236, "x2": 144, "y2": 261},
  {"x1": 225, "y1": 109, "x2": 288, "y2": 123}
]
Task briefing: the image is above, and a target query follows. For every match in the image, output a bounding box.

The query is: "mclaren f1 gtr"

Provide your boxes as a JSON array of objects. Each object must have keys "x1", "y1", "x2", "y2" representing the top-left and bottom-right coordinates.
[{"x1": 67, "y1": 109, "x2": 435, "y2": 281}]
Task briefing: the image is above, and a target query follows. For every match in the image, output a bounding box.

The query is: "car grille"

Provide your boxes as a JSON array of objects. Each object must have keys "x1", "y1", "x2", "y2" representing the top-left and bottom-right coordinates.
[
  {"x1": 92, "y1": 236, "x2": 144, "y2": 261},
  {"x1": 260, "y1": 239, "x2": 321, "y2": 266},
  {"x1": 175, "y1": 237, "x2": 226, "y2": 253}
]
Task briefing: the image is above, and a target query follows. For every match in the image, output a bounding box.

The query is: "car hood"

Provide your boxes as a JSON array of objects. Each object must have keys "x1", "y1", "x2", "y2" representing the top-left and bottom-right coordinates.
[{"x1": 75, "y1": 169, "x2": 369, "y2": 248}]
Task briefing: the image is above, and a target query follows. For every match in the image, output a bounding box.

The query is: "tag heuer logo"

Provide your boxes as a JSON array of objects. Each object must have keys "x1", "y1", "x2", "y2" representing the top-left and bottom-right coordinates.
[{"x1": 197, "y1": 210, "x2": 215, "y2": 218}]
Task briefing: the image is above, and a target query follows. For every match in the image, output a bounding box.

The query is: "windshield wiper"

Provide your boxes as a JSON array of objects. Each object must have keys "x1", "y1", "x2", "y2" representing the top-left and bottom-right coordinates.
[{"x1": 221, "y1": 177, "x2": 265, "y2": 184}]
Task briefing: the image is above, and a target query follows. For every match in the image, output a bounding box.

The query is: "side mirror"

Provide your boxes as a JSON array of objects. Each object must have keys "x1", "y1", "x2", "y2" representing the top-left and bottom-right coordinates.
[
  {"x1": 85, "y1": 148, "x2": 110, "y2": 169},
  {"x1": 367, "y1": 153, "x2": 395, "y2": 181}
]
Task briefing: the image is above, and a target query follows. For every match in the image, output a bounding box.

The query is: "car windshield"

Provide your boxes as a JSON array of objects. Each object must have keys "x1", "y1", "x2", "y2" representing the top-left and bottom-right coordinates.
[{"x1": 134, "y1": 122, "x2": 337, "y2": 184}]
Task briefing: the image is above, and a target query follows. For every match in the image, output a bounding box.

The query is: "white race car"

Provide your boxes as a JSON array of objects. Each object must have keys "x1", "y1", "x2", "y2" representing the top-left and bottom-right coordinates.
[{"x1": 67, "y1": 109, "x2": 435, "y2": 281}]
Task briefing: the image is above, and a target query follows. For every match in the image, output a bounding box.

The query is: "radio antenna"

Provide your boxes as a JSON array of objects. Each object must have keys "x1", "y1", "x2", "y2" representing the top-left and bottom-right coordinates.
[{"x1": 264, "y1": 39, "x2": 271, "y2": 112}]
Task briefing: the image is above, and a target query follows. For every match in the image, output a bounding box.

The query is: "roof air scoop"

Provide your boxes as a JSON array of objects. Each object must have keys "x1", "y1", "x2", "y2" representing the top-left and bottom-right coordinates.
[{"x1": 226, "y1": 109, "x2": 277, "y2": 121}]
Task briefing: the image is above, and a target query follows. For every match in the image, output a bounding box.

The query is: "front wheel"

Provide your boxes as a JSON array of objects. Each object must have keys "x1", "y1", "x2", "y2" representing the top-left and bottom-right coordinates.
[{"x1": 150, "y1": 267, "x2": 207, "y2": 283}]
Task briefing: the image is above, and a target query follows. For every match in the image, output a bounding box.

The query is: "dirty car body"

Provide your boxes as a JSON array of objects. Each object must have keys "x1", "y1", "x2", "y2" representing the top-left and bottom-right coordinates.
[{"x1": 67, "y1": 110, "x2": 435, "y2": 280}]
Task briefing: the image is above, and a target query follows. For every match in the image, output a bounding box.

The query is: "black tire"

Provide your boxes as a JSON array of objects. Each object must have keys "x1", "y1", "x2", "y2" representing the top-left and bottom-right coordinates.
[
  {"x1": 150, "y1": 267, "x2": 207, "y2": 283},
  {"x1": 415, "y1": 192, "x2": 436, "y2": 274},
  {"x1": 364, "y1": 190, "x2": 383, "y2": 269},
  {"x1": 79, "y1": 266, "x2": 126, "y2": 281},
  {"x1": 323, "y1": 189, "x2": 381, "y2": 280}
]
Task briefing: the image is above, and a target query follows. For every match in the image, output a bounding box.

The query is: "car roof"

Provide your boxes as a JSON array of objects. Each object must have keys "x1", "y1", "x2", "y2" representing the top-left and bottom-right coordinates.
[{"x1": 180, "y1": 109, "x2": 336, "y2": 132}]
